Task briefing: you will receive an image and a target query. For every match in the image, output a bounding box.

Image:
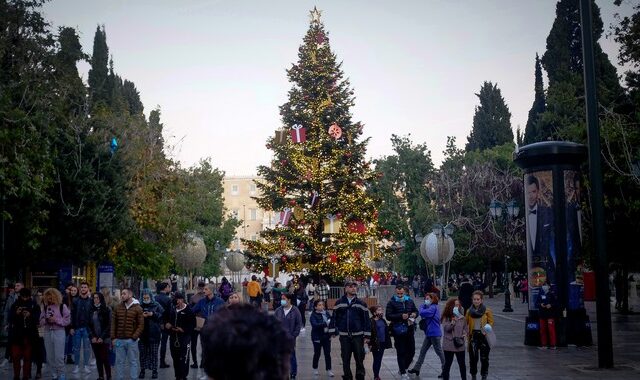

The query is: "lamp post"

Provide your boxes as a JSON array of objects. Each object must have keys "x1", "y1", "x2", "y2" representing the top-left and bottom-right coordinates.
[
  {"x1": 489, "y1": 199, "x2": 519, "y2": 312},
  {"x1": 270, "y1": 255, "x2": 279, "y2": 281}
]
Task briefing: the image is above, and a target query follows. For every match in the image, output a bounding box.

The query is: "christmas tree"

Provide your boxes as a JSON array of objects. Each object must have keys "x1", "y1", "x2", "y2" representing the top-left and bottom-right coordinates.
[{"x1": 245, "y1": 8, "x2": 388, "y2": 280}]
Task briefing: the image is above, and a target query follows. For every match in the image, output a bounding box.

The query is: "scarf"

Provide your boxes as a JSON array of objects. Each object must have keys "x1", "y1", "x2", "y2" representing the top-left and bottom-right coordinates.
[{"x1": 469, "y1": 303, "x2": 486, "y2": 319}]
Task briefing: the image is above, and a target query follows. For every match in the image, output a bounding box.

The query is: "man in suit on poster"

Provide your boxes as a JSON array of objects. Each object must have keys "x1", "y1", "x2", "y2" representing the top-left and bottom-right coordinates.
[{"x1": 526, "y1": 175, "x2": 555, "y2": 288}]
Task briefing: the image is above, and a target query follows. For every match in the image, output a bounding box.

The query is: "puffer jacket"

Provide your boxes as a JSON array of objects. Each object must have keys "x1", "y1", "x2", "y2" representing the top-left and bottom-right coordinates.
[
  {"x1": 111, "y1": 299, "x2": 144, "y2": 340},
  {"x1": 309, "y1": 310, "x2": 335, "y2": 342},
  {"x1": 386, "y1": 295, "x2": 418, "y2": 334},
  {"x1": 419, "y1": 303, "x2": 442, "y2": 337}
]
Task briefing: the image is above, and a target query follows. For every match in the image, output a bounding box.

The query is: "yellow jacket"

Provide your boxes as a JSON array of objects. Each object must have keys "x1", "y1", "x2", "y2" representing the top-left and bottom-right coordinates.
[
  {"x1": 464, "y1": 306, "x2": 494, "y2": 338},
  {"x1": 247, "y1": 281, "x2": 262, "y2": 297}
]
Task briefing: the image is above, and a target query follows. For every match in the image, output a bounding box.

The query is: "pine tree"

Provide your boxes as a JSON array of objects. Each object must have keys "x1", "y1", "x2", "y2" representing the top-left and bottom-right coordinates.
[
  {"x1": 88, "y1": 25, "x2": 109, "y2": 111},
  {"x1": 523, "y1": 54, "x2": 546, "y2": 145},
  {"x1": 465, "y1": 82, "x2": 513, "y2": 152},
  {"x1": 246, "y1": 8, "x2": 387, "y2": 279}
]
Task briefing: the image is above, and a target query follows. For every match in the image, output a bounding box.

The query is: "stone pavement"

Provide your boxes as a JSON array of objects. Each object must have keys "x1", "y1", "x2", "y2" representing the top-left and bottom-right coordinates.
[{"x1": 3, "y1": 295, "x2": 639, "y2": 380}]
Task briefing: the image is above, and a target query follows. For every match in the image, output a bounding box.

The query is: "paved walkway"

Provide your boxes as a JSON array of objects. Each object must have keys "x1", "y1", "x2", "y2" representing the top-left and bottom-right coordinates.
[{"x1": 3, "y1": 296, "x2": 639, "y2": 379}]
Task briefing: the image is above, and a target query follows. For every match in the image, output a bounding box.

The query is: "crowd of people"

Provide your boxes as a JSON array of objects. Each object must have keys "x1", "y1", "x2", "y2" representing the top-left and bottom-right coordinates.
[{"x1": 2, "y1": 273, "x2": 572, "y2": 380}]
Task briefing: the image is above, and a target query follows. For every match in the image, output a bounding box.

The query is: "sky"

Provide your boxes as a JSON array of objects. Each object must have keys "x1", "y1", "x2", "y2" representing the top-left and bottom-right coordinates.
[{"x1": 41, "y1": 0, "x2": 635, "y2": 176}]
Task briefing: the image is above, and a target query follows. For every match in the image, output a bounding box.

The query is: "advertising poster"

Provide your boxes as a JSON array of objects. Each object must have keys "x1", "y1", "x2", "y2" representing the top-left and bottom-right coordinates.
[
  {"x1": 524, "y1": 171, "x2": 555, "y2": 309},
  {"x1": 565, "y1": 170, "x2": 584, "y2": 310}
]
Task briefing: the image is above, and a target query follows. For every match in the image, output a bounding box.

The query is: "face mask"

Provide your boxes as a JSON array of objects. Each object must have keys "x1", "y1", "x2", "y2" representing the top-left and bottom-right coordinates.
[
  {"x1": 280, "y1": 300, "x2": 287, "y2": 306},
  {"x1": 143, "y1": 299, "x2": 151, "y2": 304},
  {"x1": 403, "y1": 295, "x2": 409, "y2": 301},
  {"x1": 425, "y1": 299, "x2": 432, "y2": 306},
  {"x1": 453, "y1": 307, "x2": 461, "y2": 317},
  {"x1": 542, "y1": 285, "x2": 550, "y2": 293}
]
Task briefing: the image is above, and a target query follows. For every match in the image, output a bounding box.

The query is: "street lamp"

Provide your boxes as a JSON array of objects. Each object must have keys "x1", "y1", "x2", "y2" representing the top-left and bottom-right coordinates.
[
  {"x1": 489, "y1": 199, "x2": 519, "y2": 312},
  {"x1": 419, "y1": 223, "x2": 455, "y2": 300},
  {"x1": 270, "y1": 255, "x2": 279, "y2": 281}
]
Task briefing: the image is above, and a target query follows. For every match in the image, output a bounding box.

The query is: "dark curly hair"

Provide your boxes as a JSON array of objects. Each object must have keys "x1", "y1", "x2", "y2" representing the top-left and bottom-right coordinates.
[{"x1": 201, "y1": 303, "x2": 293, "y2": 380}]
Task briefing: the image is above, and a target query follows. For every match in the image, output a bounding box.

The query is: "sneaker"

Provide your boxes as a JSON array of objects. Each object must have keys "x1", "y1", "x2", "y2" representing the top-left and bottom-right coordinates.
[
  {"x1": 72, "y1": 366, "x2": 80, "y2": 374},
  {"x1": 0, "y1": 358, "x2": 7, "y2": 368},
  {"x1": 327, "y1": 370, "x2": 335, "y2": 377},
  {"x1": 550, "y1": 346, "x2": 557, "y2": 350},
  {"x1": 83, "y1": 366, "x2": 92, "y2": 374},
  {"x1": 151, "y1": 370, "x2": 158, "y2": 379},
  {"x1": 313, "y1": 369, "x2": 319, "y2": 376},
  {"x1": 199, "y1": 375, "x2": 208, "y2": 380},
  {"x1": 90, "y1": 358, "x2": 96, "y2": 366},
  {"x1": 408, "y1": 368, "x2": 419, "y2": 376},
  {"x1": 159, "y1": 363, "x2": 170, "y2": 369},
  {"x1": 300, "y1": 327, "x2": 306, "y2": 333},
  {"x1": 190, "y1": 363, "x2": 199, "y2": 369},
  {"x1": 537, "y1": 346, "x2": 546, "y2": 350}
]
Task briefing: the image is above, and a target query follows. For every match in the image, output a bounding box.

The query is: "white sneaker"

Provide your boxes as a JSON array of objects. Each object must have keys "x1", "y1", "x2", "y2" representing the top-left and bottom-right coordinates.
[
  {"x1": 327, "y1": 370, "x2": 335, "y2": 377},
  {"x1": 313, "y1": 369, "x2": 319, "y2": 376},
  {"x1": 83, "y1": 366, "x2": 92, "y2": 374},
  {"x1": 90, "y1": 358, "x2": 96, "y2": 366},
  {"x1": 300, "y1": 327, "x2": 306, "y2": 333},
  {"x1": 199, "y1": 375, "x2": 208, "y2": 380},
  {"x1": 71, "y1": 365, "x2": 80, "y2": 374}
]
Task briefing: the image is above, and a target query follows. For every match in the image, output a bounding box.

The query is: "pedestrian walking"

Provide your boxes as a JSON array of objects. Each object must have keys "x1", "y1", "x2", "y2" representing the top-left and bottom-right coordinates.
[
  {"x1": 409, "y1": 292, "x2": 445, "y2": 377},
  {"x1": 368, "y1": 305, "x2": 391, "y2": 380},
  {"x1": 112, "y1": 287, "x2": 144, "y2": 380},
  {"x1": 458, "y1": 277, "x2": 474, "y2": 313},
  {"x1": 333, "y1": 281, "x2": 371, "y2": 380},
  {"x1": 309, "y1": 299, "x2": 335, "y2": 377},
  {"x1": 386, "y1": 285, "x2": 418, "y2": 379},
  {"x1": 88, "y1": 292, "x2": 112, "y2": 380},
  {"x1": 316, "y1": 279, "x2": 330, "y2": 304},
  {"x1": 441, "y1": 298, "x2": 468, "y2": 380},
  {"x1": 62, "y1": 284, "x2": 77, "y2": 365},
  {"x1": 520, "y1": 278, "x2": 529, "y2": 304},
  {"x1": 294, "y1": 285, "x2": 309, "y2": 331},
  {"x1": 139, "y1": 290, "x2": 164, "y2": 378},
  {"x1": 217, "y1": 277, "x2": 233, "y2": 303},
  {"x1": 154, "y1": 283, "x2": 172, "y2": 369},
  {"x1": 165, "y1": 292, "x2": 195, "y2": 380},
  {"x1": 40, "y1": 288, "x2": 71, "y2": 380},
  {"x1": 465, "y1": 291, "x2": 494, "y2": 380},
  {"x1": 33, "y1": 289, "x2": 46, "y2": 380},
  {"x1": 188, "y1": 282, "x2": 205, "y2": 369},
  {"x1": 1, "y1": 282, "x2": 24, "y2": 369},
  {"x1": 535, "y1": 282, "x2": 558, "y2": 350},
  {"x1": 70, "y1": 282, "x2": 94, "y2": 375},
  {"x1": 305, "y1": 279, "x2": 316, "y2": 309},
  {"x1": 274, "y1": 293, "x2": 302, "y2": 380},
  {"x1": 246, "y1": 275, "x2": 263, "y2": 308},
  {"x1": 9, "y1": 287, "x2": 40, "y2": 380}
]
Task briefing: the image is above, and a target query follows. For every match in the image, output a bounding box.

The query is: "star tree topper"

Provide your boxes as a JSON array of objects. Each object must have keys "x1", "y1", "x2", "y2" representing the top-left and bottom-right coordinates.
[{"x1": 309, "y1": 6, "x2": 322, "y2": 23}]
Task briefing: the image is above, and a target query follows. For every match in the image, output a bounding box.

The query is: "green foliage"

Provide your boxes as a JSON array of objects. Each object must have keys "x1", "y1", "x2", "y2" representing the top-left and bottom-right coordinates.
[
  {"x1": 523, "y1": 54, "x2": 546, "y2": 145},
  {"x1": 88, "y1": 25, "x2": 109, "y2": 111},
  {"x1": 465, "y1": 82, "x2": 514, "y2": 152}
]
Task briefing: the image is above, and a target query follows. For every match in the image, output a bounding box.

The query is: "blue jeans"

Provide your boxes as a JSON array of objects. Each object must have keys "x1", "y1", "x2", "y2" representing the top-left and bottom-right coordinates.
[
  {"x1": 372, "y1": 347, "x2": 385, "y2": 378},
  {"x1": 290, "y1": 349, "x2": 297, "y2": 377},
  {"x1": 72, "y1": 327, "x2": 91, "y2": 366},
  {"x1": 114, "y1": 339, "x2": 140, "y2": 380}
]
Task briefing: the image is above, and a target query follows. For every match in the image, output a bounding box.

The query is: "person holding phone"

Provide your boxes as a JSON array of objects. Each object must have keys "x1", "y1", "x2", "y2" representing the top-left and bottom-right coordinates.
[{"x1": 165, "y1": 292, "x2": 195, "y2": 380}]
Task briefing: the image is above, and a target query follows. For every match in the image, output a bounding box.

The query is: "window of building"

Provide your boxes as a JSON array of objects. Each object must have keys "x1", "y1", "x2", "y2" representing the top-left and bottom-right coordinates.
[
  {"x1": 249, "y1": 183, "x2": 257, "y2": 194},
  {"x1": 251, "y1": 234, "x2": 257, "y2": 241},
  {"x1": 250, "y1": 208, "x2": 257, "y2": 221},
  {"x1": 231, "y1": 184, "x2": 239, "y2": 195}
]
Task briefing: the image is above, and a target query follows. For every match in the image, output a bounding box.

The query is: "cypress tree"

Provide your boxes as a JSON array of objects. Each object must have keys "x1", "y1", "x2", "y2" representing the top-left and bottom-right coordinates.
[
  {"x1": 88, "y1": 25, "x2": 109, "y2": 111},
  {"x1": 523, "y1": 54, "x2": 546, "y2": 145},
  {"x1": 465, "y1": 81, "x2": 513, "y2": 152},
  {"x1": 123, "y1": 79, "x2": 144, "y2": 115}
]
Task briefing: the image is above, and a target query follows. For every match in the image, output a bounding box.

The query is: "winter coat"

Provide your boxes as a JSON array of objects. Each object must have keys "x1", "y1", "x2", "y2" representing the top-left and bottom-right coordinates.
[
  {"x1": 442, "y1": 316, "x2": 468, "y2": 352},
  {"x1": 88, "y1": 304, "x2": 111, "y2": 343},
  {"x1": 154, "y1": 292, "x2": 172, "y2": 323},
  {"x1": 8, "y1": 298, "x2": 40, "y2": 345},
  {"x1": 71, "y1": 296, "x2": 93, "y2": 329},
  {"x1": 369, "y1": 317, "x2": 392, "y2": 351},
  {"x1": 535, "y1": 290, "x2": 557, "y2": 319},
  {"x1": 167, "y1": 304, "x2": 196, "y2": 342},
  {"x1": 464, "y1": 306, "x2": 494, "y2": 338},
  {"x1": 309, "y1": 310, "x2": 335, "y2": 342},
  {"x1": 192, "y1": 295, "x2": 225, "y2": 324},
  {"x1": 333, "y1": 295, "x2": 371, "y2": 338},
  {"x1": 274, "y1": 305, "x2": 302, "y2": 348},
  {"x1": 140, "y1": 301, "x2": 164, "y2": 343},
  {"x1": 111, "y1": 299, "x2": 144, "y2": 340},
  {"x1": 385, "y1": 296, "x2": 418, "y2": 335},
  {"x1": 419, "y1": 303, "x2": 442, "y2": 337}
]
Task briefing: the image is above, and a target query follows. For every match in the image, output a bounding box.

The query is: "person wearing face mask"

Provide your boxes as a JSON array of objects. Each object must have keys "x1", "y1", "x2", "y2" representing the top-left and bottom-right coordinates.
[
  {"x1": 165, "y1": 292, "x2": 195, "y2": 380},
  {"x1": 274, "y1": 293, "x2": 302, "y2": 379},
  {"x1": 385, "y1": 285, "x2": 418, "y2": 380},
  {"x1": 441, "y1": 298, "x2": 468, "y2": 380},
  {"x1": 368, "y1": 305, "x2": 391, "y2": 380},
  {"x1": 409, "y1": 292, "x2": 445, "y2": 378},
  {"x1": 88, "y1": 292, "x2": 111, "y2": 380},
  {"x1": 138, "y1": 290, "x2": 164, "y2": 379},
  {"x1": 535, "y1": 282, "x2": 557, "y2": 350},
  {"x1": 465, "y1": 291, "x2": 494, "y2": 380},
  {"x1": 309, "y1": 299, "x2": 335, "y2": 377}
]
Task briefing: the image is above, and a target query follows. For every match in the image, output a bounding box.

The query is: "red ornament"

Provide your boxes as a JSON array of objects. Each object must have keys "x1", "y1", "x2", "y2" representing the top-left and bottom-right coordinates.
[
  {"x1": 335, "y1": 212, "x2": 342, "y2": 219},
  {"x1": 299, "y1": 243, "x2": 305, "y2": 249},
  {"x1": 289, "y1": 199, "x2": 297, "y2": 206},
  {"x1": 347, "y1": 219, "x2": 367, "y2": 234},
  {"x1": 354, "y1": 251, "x2": 361, "y2": 260},
  {"x1": 382, "y1": 229, "x2": 390, "y2": 236},
  {"x1": 330, "y1": 254, "x2": 337, "y2": 263},
  {"x1": 373, "y1": 210, "x2": 379, "y2": 219},
  {"x1": 281, "y1": 255, "x2": 287, "y2": 262},
  {"x1": 281, "y1": 159, "x2": 288, "y2": 166},
  {"x1": 300, "y1": 219, "x2": 306, "y2": 225},
  {"x1": 315, "y1": 32, "x2": 325, "y2": 44},
  {"x1": 290, "y1": 124, "x2": 307, "y2": 143}
]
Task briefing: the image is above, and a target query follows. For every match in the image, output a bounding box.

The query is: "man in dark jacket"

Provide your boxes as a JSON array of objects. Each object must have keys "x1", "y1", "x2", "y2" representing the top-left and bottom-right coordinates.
[
  {"x1": 333, "y1": 281, "x2": 371, "y2": 380},
  {"x1": 9, "y1": 288, "x2": 40, "y2": 380},
  {"x1": 70, "y1": 282, "x2": 93, "y2": 375},
  {"x1": 274, "y1": 293, "x2": 302, "y2": 379},
  {"x1": 458, "y1": 277, "x2": 474, "y2": 312},
  {"x1": 155, "y1": 283, "x2": 172, "y2": 368},
  {"x1": 386, "y1": 285, "x2": 418, "y2": 378},
  {"x1": 188, "y1": 282, "x2": 206, "y2": 369}
]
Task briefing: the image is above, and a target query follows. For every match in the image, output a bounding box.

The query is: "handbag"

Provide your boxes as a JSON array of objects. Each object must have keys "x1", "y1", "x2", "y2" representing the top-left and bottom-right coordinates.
[
  {"x1": 485, "y1": 329, "x2": 497, "y2": 348},
  {"x1": 453, "y1": 336, "x2": 465, "y2": 348},
  {"x1": 195, "y1": 316, "x2": 205, "y2": 331}
]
